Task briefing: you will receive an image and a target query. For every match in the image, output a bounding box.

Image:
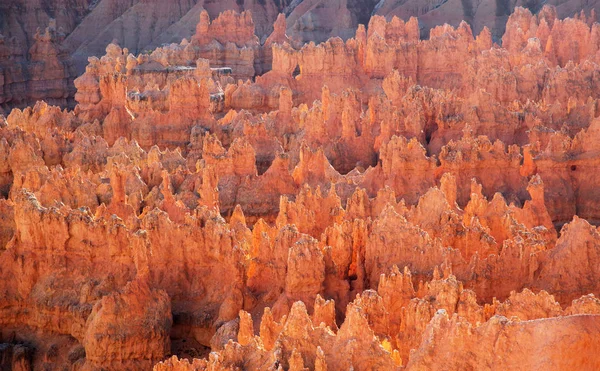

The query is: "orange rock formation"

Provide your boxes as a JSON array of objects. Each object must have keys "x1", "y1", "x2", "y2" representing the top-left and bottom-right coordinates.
[
  {"x1": 4, "y1": 0, "x2": 600, "y2": 111},
  {"x1": 2, "y1": 5, "x2": 600, "y2": 371}
]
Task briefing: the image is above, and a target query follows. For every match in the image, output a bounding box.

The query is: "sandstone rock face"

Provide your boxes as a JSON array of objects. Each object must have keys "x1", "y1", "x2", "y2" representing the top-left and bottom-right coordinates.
[
  {"x1": 3, "y1": 0, "x2": 600, "y2": 111},
  {"x1": 83, "y1": 279, "x2": 172, "y2": 370},
  {"x1": 0, "y1": 20, "x2": 76, "y2": 110},
  {"x1": 406, "y1": 312, "x2": 600, "y2": 370},
  {"x1": 3, "y1": 5, "x2": 600, "y2": 371}
]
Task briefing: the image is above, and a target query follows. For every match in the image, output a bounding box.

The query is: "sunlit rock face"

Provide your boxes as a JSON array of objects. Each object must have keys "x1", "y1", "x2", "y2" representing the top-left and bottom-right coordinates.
[
  {"x1": 2, "y1": 0, "x2": 598, "y2": 111},
  {"x1": 2, "y1": 4, "x2": 600, "y2": 371}
]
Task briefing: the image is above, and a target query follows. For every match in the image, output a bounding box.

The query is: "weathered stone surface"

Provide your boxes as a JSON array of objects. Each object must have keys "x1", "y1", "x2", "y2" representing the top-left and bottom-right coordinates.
[{"x1": 2, "y1": 5, "x2": 600, "y2": 371}]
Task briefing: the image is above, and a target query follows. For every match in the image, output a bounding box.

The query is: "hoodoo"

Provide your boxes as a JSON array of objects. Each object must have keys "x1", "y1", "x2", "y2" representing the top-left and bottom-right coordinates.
[{"x1": 1, "y1": 2, "x2": 600, "y2": 371}]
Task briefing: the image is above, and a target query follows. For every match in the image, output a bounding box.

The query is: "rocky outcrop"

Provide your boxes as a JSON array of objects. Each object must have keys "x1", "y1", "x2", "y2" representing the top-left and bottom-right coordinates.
[
  {"x1": 3, "y1": 0, "x2": 600, "y2": 111},
  {"x1": 83, "y1": 279, "x2": 172, "y2": 370},
  {"x1": 0, "y1": 21, "x2": 76, "y2": 110},
  {"x1": 2, "y1": 5, "x2": 600, "y2": 371},
  {"x1": 407, "y1": 311, "x2": 600, "y2": 370}
]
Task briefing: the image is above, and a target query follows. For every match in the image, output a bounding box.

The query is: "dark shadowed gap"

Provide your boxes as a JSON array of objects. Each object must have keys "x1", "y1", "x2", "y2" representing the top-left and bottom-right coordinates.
[
  {"x1": 461, "y1": 0, "x2": 475, "y2": 26},
  {"x1": 349, "y1": 0, "x2": 381, "y2": 28}
]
